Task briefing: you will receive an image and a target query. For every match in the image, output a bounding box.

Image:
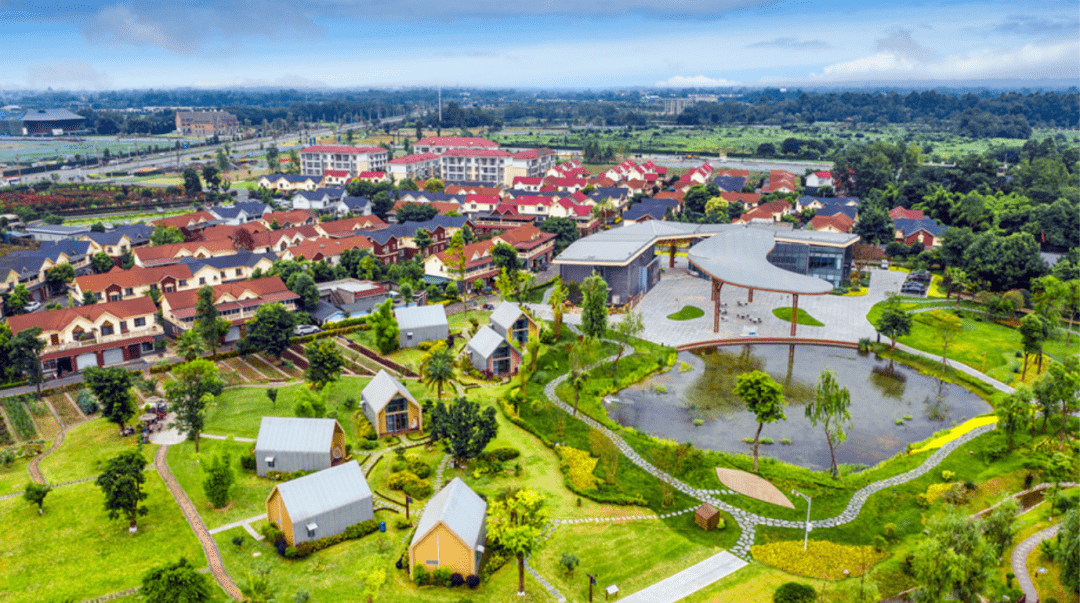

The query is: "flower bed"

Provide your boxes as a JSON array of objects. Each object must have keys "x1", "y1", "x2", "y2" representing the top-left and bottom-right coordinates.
[{"x1": 751, "y1": 540, "x2": 887, "y2": 579}]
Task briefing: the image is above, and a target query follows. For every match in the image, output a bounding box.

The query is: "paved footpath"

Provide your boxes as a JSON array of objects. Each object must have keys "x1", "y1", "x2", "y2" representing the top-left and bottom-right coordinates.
[
  {"x1": 154, "y1": 445, "x2": 244, "y2": 601},
  {"x1": 1011, "y1": 524, "x2": 1061, "y2": 602},
  {"x1": 618, "y1": 552, "x2": 748, "y2": 603}
]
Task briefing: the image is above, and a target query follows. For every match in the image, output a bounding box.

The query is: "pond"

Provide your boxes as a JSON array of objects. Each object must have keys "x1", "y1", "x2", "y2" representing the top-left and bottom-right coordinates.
[{"x1": 608, "y1": 344, "x2": 991, "y2": 471}]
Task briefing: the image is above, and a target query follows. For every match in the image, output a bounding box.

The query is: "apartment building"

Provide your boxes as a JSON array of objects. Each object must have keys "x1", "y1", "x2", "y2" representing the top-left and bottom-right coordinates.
[
  {"x1": 439, "y1": 149, "x2": 512, "y2": 186},
  {"x1": 387, "y1": 153, "x2": 441, "y2": 182},
  {"x1": 413, "y1": 136, "x2": 498, "y2": 155},
  {"x1": 160, "y1": 276, "x2": 299, "y2": 341},
  {"x1": 175, "y1": 110, "x2": 240, "y2": 136},
  {"x1": 299, "y1": 145, "x2": 388, "y2": 177}
]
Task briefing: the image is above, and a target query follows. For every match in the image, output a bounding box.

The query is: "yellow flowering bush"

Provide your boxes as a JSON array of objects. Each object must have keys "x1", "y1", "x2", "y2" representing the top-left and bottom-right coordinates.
[
  {"x1": 558, "y1": 446, "x2": 598, "y2": 491},
  {"x1": 925, "y1": 482, "x2": 955, "y2": 503},
  {"x1": 751, "y1": 540, "x2": 887, "y2": 579}
]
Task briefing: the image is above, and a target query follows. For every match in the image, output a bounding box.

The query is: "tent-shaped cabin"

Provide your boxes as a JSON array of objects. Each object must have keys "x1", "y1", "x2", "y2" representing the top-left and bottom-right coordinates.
[
  {"x1": 466, "y1": 325, "x2": 521, "y2": 378},
  {"x1": 360, "y1": 370, "x2": 423, "y2": 438},
  {"x1": 409, "y1": 478, "x2": 487, "y2": 578},
  {"x1": 266, "y1": 461, "x2": 373, "y2": 546},
  {"x1": 254, "y1": 417, "x2": 346, "y2": 477},
  {"x1": 488, "y1": 301, "x2": 536, "y2": 345}
]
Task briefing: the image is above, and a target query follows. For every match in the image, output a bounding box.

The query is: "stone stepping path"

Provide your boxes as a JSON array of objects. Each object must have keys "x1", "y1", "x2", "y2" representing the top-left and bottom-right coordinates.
[{"x1": 1011, "y1": 524, "x2": 1061, "y2": 602}]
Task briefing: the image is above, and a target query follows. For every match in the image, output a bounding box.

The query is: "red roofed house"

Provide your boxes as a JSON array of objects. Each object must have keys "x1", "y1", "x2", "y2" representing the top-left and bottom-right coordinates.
[
  {"x1": 200, "y1": 223, "x2": 267, "y2": 244},
  {"x1": 805, "y1": 171, "x2": 834, "y2": 192},
  {"x1": 280, "y1": 235, "x2": 374, "y2": 264},
  {"x1": 462, "y1": 194, "x2": 502, "y2": 215},
  {"x1": 720, "y1": 192, "x2": 761, "y2": 209},
  {"x1": 512, "y1": 176, "x2": 543, "y2": 192},
  {"x1": 715, "y1": 169, "x2": 750, "y2": 178},
  {"x1": 511, "y1": 195, "x2": 557, "y2": 219},
  {"x1": 321, "y1": 170, "x2": 351, "y2": 186},
  {"x1": 491, "y1": 225, "x2": 557, "y2": 269},
  {"x1": 133, "y1": 239, "x2": 239, "y2": 268},
  {"x1": 152, "y1": 211, "x2": 217, "y2": 230},
  {"x1": 160, "y1": 276, "x2": 300, "y2": 341},
  {"x1": 320, "y1": 215, "x2": 387, "y2": 238},
  {"x1": 510, "y1": 147, "x2": 557, "y2": 182},
  {"x1": 889, "y1": 206, "x2": 925, "y2": 220},
  {"x1": 446, "y1": 185, "x2": 502, "y2": 197},
  {"x1": 260, "y1": 210, "x2": 315, "y2": 229},
  {"x1": 439, "y1": 149, "x2": 512, "y2": 185},
  {"x1": 73, "y1": 264, "x2": 196, "y2": 302},
  {"x1": 299, "y1": 145, "x2": 388, "y2": 176},
  {"x1": 388, "y1": 153, "x2": 441, "y2": 182},
  {"x1": 810, "y1": 213, "x2": 855, "y2": 234},
  {"x1": 761, "y1": 170, "x2": 798, "y2": 193},
  {"x1": 248, "y1": 225, "x2": 324, "y2": 254},
  {"x1": 414, "y1": 137, "x2": 498, "y2": 154},
  {"x1": 424, "y1": 240, "x2": 498, "y2": 285},
  {"x1": 734, "y1": 200, "x2": 792, "y2": 224},
  {"x1": 9, "y1": 296, "x2": 163, "y2": 376},
  {"x1": 355, "y1": 171, "x2": 388, "y2": 183}
]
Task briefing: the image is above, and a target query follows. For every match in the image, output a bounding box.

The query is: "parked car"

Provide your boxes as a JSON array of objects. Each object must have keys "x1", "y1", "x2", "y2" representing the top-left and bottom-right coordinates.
[
  {"x1": 293, "y1": 325, "x2": 321, "y2": 336},
  {"x1": 901, "y1": 283, "x2": 927, "y2": 295},
  {"x1": 908, "y1": 270, "x2": 933, "y2": 283},
  {"x1": 23, "y1": 301, "x2": 42, "y2": 313}
]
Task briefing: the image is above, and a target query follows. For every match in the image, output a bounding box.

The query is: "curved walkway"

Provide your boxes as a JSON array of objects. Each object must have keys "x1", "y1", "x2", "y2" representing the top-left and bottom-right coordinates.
[
  {"x1": 153, "y1": 445, "x2": 244, "y2": 601},
  {"x1": 1011, "y1": 524, "x2": 1061, "y2": 602},
  {"x1": 548, "y1": 325, "x2": 998, "y2": 560},
  {"x1": 27, "y1": 423, "x2": 69, "y2": 485}
]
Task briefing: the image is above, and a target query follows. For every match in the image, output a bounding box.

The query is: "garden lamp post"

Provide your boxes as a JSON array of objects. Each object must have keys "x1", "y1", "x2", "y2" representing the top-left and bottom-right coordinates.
[{"x1": 791, "y1": 489, "x2": 811, "y2": 551}]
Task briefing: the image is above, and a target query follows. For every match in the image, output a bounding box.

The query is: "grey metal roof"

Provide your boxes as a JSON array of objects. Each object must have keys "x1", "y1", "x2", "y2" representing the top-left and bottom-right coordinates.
[
  {"x1": 178, "y1": 251, "x2": 276, "y2": 272},
  {"x1": 467, "y1": 325, "x2": 506, "y2": 359},
  {"x1": 255, "y1": 417, "x2": 339, "y2": 455},
  {"x1": 553, "y1": 221, "x2": 708, "y2": 265},
  {"x1": 273, "y1": 461, "x2": 372, "y2": 524},
  {"x1": 37, "y1": 240, "x2": 92, "y2": 259},
  {"x1": 361, "y1": 370, "x2": 418, "y2": 415},
  {"x1": 82, "y1": 224, "x2": 154, "y2": 246},
  {"x1": 25, "y1": 224, "x2": 90, "y2": 235},
  {"x1": 394, "y1": 304, "x2": 448, "y2": 331},
  {"x1": 410, "y1": 477, "x2": 487, "y2": 552},
  {"x1": 771, "y1": 227, "x2": 860, "y2": 246},
  {"x1": 17, "y1": 108, "x2": 86, "y2": 122},
  {"x1": 687, "y1": 226, "x2": 835, "y2": 295},
  {"x1": 488, "y1": 301, "x2": 525, "y2": 333}
]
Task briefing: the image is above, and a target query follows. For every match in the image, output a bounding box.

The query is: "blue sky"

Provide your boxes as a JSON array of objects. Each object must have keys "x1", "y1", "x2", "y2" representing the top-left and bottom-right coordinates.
[{"x1": 1, "y1": 0, "x2": 1077, "y2": 89}]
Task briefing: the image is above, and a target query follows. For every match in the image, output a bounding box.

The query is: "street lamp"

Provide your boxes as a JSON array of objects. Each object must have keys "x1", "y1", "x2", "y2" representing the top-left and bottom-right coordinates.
[{"x1": 791, "y1": 489, "x2": 812, "y2": 552}]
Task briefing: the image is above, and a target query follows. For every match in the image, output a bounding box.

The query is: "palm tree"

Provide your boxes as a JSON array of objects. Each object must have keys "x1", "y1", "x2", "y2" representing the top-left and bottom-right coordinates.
[
  {"x1": 421, "y1": 346, "x2": 458, "y2": 401},
  {"x1": 175, "y1": 330, "x2": 206, "y2": 362},
  {"x1": 568, "y1": 344, "x2": 586, "y2": 417}
]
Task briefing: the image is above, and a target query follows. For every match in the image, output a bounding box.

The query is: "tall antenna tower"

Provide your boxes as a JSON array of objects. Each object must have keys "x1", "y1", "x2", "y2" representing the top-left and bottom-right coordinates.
[{"x1": 438, "y1": 87, "x2": 442, "y2": 123}]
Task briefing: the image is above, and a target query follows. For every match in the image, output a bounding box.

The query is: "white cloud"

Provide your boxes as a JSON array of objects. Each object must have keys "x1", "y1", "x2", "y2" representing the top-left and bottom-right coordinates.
[
  {"x1": 654, "y1": 75, "x2": 740, "y2": 87},
  {"x1": 26, "y1": 60, "x2": 110, "y2": 88},
  {"x1": 189, "y1": 74, "x2": 328, "y2": 89},
  {"x1": 820, "y1": 52, "x2": 917, "y2": 76}
]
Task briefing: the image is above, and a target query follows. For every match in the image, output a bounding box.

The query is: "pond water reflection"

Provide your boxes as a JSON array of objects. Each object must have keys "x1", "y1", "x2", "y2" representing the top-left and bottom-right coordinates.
[{"x1": 609, "y1": 344, "x2": 990, "y2": 471}]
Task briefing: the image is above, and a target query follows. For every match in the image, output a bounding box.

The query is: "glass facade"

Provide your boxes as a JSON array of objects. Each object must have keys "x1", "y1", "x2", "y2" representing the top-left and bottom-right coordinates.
[{"x1": 766, "y1": 242, "x2": 852, "y2": 285}]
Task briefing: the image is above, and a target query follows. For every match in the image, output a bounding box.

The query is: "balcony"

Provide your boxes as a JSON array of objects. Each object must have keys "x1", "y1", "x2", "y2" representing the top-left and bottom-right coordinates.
[{"x1": 46, "y1": 324, "x2": 164, "y2": 354}]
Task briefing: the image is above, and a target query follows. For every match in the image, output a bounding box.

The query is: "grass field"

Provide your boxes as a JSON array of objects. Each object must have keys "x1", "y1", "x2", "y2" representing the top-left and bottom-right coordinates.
[
  {"x1": 38, "y1": 418, "x2": 156, "y2": 484},
  {"x1": 667, "y1": 305, "x2": 705, "y2": 321},
  {"x1": 347, "y1": 309, "x2": 490, "y2": 372},
  {"x1": 166, "y1": 438, "x2": 273, "y2": 530},
  {"x1": 0, "y1": 475, "x2": 205, "y2": 603},
  {"x1": 772, "y1": 307, "x2": 825, "y2": 327}
]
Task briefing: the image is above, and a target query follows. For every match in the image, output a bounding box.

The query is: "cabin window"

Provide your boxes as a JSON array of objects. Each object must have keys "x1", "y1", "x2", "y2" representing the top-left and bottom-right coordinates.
[
  {"x1": 385, "y1": 396, "x2": 410, "y2": 432},
  {"x1": 265, "y1": 456, "x2": 275, "y2": 468},
  {"x1": 306, "y1": 523, "x2": 318, "y2": 538}
]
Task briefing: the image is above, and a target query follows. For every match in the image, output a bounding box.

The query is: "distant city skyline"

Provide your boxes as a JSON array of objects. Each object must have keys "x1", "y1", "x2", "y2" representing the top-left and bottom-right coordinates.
[{"x1": 1, "y1": 0, "x2": 1077, "y2": 90}]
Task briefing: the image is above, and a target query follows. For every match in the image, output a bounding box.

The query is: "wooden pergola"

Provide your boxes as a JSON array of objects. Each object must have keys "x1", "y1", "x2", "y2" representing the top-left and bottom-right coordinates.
[{"x1": 708, "y1": 276, "x2": 830, "y2": 337}]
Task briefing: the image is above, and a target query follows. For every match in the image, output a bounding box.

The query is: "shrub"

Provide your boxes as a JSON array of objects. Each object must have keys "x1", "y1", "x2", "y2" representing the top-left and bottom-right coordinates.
[
  {"x1": 262, "y1": 523, "x2": 284, "y2": 543},
  {"x1": 75, "y1": 389, "x2": 99, "y2": 414},
  {"x1": 239, "y1": 453, "x2": 257, "y2": 471},
  {"x1": 487, "y1": 447, "x2": 521, "y2": 461},
  {"x1": 773, "y1": 581, "x2": 817, "y2": 603},
  {"x1": 284, "y1": 546, "x2": 299, "y2": 559},
  {"x1": 557, "y1": 446, "x2": 598, "y2": 491},
  {"x1": 274, "y1": 538, "x2": 288, "y2": 556},
  {"x1": 539, "y1": 325, "x2": 555, "y2": 344},
  {"x1": 413, "y1": 564, "x2": 430, "y2": 586},
  {"x1": 295, "y1": 541, "x2": 314, "y2": 557},
  {"x1": 882, "y1": 523, "x2": 898, "y2": 542},
  {"x1": 753, "y1": 541, "x2": 887, "y2": 580},
  {"x1": 387, "y1": 470, "x2": 420, "y2": 490},
  {"x1": 466, "y1": 574, "x2": 480, "y2": 589},
  {"x1": 395, "y1": 518, "x2": 412, "y2": 530},
  {"x1": 359, "y1": 439, "x2": 378, "y2": 450},
  {"x1": 941, "y1": 470, "x2": 955, "y2": 482},
  {"x1": 403, "y1": 479, "x2": 433, "y2": 499},
  {"x1": 432, "y1": 568, "x2": 453, "y2": 587},
  {"x1": 450, "y1": 572, "x2": 465, "y2": 587},
  {"x1": 941, "y1": 484, "x2": 969, "y2": 506}
]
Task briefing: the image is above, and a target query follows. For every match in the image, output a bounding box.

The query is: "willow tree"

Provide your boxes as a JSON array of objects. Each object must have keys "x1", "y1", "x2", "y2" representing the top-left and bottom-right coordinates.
[{"x1": 805, "y1": 369, "x2": 852, "y2": 482}]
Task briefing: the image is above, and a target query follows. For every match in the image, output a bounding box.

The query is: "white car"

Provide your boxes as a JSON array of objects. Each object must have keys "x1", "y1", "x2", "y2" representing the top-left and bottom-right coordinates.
[
  {"x1": 23, "y1": 301, "x2": 42, "y2": 313},
  {"x1": 293, "y1": 325, "x2": 321, "y2": 336}
]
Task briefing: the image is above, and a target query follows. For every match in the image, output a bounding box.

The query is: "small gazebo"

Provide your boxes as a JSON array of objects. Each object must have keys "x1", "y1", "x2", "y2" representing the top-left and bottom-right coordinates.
[{"x1": 695, "y1": 503, "x2": 721, "y2": 531}]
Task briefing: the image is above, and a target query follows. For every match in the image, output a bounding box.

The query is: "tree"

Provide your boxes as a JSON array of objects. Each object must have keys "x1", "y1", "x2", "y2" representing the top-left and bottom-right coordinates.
[
  {"x1": 175, "y1": 329, "x2": 207, "y2": 362},
  {"x1": 96, "y1": 448, "x2": 149, "y2": 532},
  {"x1": 45, "y1": 263, "x2": 75, "y2": 296},
  {"x1": 82, "y1": 366, "x2": 136, "y2": 434},
  {"x1": 1060, "y1": 508, "x2": 1080, "y2": 594},
  {"x1": 424, "y1": 178, "x2": 445, "y2": 192},
  {"x1": 150, "y1": 225, "x2": 185, "y2": 246},
  {"x1": 396, "y1": 202, "x2": 438, "y2": 223},
  {"x1": 264, "y1": 146, "x2": 279, "y2": 171},
  {"x1": 580, "y1": 272, "x2": 609, "y2": 340},
  {"x1": 806, "y1": 369, "x2": 852, "y2": 481},
  {"x1": 286, "y1": 272, "x2": 320, "y2": 313},
  {"x1": 876, "y1": 297, "x2": 912, "y2": 349},
  {"x1": 549, "y1": 277, "x2": 567, "y2": 339},
  {"x1": 216, "y1": 147, "x2": 230, "y2": 172},
  {"x1": 926, "y1": 311, "x2": 963, "y2": 372},
  {"x1": 492, "y1": 242, "x2": 521, "y2": 274},
  {"x1": 912, "y1": 511, "x2": 996, "y2": 603},
  {"x1": 851, "y1": 205, "x2": 894, "y2": 245},
  {"x1": 371, "y1": 190, "x2": 395, "y2": 219},
  {"x1": 559, "y1": 553, "x2": 580, "y2": 576},
  {"x1": 202, "y1": 453, "x2": 235, "y2": 509},
  {"x1": 233, "y1": 226, "x2": 256, "y2": 252},
  {"x1": 773, "y1": 582, "x2": 816, "y2": 603},
  {"x1": 164, "y1": 359, "x2": 223, "y2": 453},
  {"x1": 304, "y1": 339, "x2": 344, "y2": 390},
  {"x1": 611, "y1": 310, "x2": 643, "y2": 379},
  {"x1": 413, "y1": 228, "x2": 432, "y2": 257},
  {"x1": 446, "y1": 231, "x2": 468, "y2": 298},
  {"x1": 141, "y1": 557, "x2": 212, "y2": 603},
  {"x1": 567, "y1": 343, "x2": 587, "y2": 417},
  {"x1": 1032, "y1": 356, "x2": 1080, "y2": 447},
  {"x1": 81, "y1": 290, "x2": 99, "y2": 305},
  {"x1": 194, "y1": 286, "x2": 229, "y2": 359},
  {"x1": 240, "y1": 564, "x2": 279, "y2": 603},
  {"x1": 589, "y1": 428, "x2": 620, "y2": 485},
  {"x1": 1018, "y1": 313, "x2": 1049, "y2": 380},
  {"x1": 266, "y1": 388, "x2": 278, "y2": 409},
  {"x1": 943, "y1": 267, "x2": 966, "y2": 304},
  {"x1": 4, "y1": 283, "x2": 31, "y2": 314},
  {"x1": 982, "y1": 498, "x2": 1020, "y2": 558},
  {"x1": 182, "y1": 168, "x2": 203, "y2": 197},
  {"x1": 370, "y1": 298, "x2": 400, "y2": 355},
  {"x1": 539, "y1": 217, "x2": 579, "y2": 253},
  {"x1": 244, "y1": 303, "x2": 296, "y2": 362},
  {"x1": 9, "y1": 326, "x2": 45, "y2": 394},
  {"x1": 425, "y1": 396, "x2": 498, "y2": 465},
  {"x1": 488, "y1": 487, "x2": 547, "y2": 596},
  {"x1": 421, "y1": 344, "x2": 457, "y2": 401},
  {"x1": 91, "y1": 251, "x2": 115, "y2": 273},
  {"x1": 995, "y1": 387, "x2": 1032, "y2": 451},
  {"x1": 23, "y1": 481, "x2": 51, "y2": 514},
  {"x1": 734, "y1": 370, "x2": 786, "y2": 472}
]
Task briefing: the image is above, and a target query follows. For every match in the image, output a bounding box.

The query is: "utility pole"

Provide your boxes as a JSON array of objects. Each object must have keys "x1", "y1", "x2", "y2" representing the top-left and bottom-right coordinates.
[{"x1": 438, "y1": 87, "x2": 442, "y2": 124}]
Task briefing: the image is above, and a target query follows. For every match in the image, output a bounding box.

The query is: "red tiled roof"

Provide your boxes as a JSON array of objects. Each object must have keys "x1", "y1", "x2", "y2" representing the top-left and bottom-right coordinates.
[
  {"x1": 515, "y1": 196, "x2": 556, "y2": 207},
  {"x1": 511, "y1": 147, "x2": 555, "y2": 160},
  {"x1": 813, "y1": 171, "x2": 833, "y2": 178},
  {"x1": 415, "y1": 137, "x2": 498, "y2": 148},
  {"x1": 262, "y1": 210, "x2": 313, "y2": 226},
  {"x1": 494, "y1": 205, "x2": 519, "y2": 215},
  {"x1": 654, "y1": 191, "x2": 685, "y2": 201},
  {"x1": 494, "y1": 225, "x2": 556, "y2": 251},
  {"x1": 440, "y1": 148, "x2": 511, "y2": 158},
  {"x1": 720, "y1": 192, "x2": 760, "y2": 207},
  {"x1": 357, "y1": 171, "x2": 386, "y2": 179},
  {"x1": 152, "y1": 210, "x2": 216, "y2": 229},
  {"x1": 164, "y1": 276, "x2": 293, "y2": 314},
  {"x1": 322, "y1": 170, "x2": 350, "y2": 178},
  {"x1": 75, "y1": 264, "x2": 194, "y2": 293},
  {"x1": 433, "y1": 240, "x2": 496, "y2": 270},
  {"x1": 133, "y1": 240, "x2": 237, "y2": 266},
  {"x1": 810, "y1": 213, "x2": 854, "y2": 233},
  {"x1": 889, "y1": 206, "x2": 925, "y2": 220},
  {"x1": 464, "y1": 194, "x2": 500, "y2": 206},
  {"x1": 9, "y1": 296, "x2": 158, "y2": 335},
  {"x1": 200, "y1": 223, "x2": 267, "y2": 241},
  {"x1": 320, "y1": 215, "x2": 387, "y2": 235},
  {"x1": 715, "y1": 169, "x2": 749, "y2": 178},
  {"x1": 286, "y1": 235, "x2": 373, "y2": 261},
  {"x1": 447, "y1": 185, "x2": 501, "y2": 197},
  {"x1": 301, "y1": 145, "x2": 385, "y2": 155},
  {"x1": 388, "y1": 153, "x2": 440, "y2": 165}
]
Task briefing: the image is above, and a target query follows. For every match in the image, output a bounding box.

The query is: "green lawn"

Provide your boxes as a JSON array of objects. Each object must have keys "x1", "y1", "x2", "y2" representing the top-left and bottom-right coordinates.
[
  {"x1": 347, "y1": 309, "x2": 489, "y2": 373},
  {"x1": 667, "y1": 305, "x2": 705, "y2": 321},
  {"x1": 0, "y1": 476, "x2": 206, "y2": 603},
  {"x1": 166, "y1": 438, "x2": 274, "y2": 530},
  {"x1": 0, "y1": 456, "x2": 33, "y2": 497},
  {"x1": 38, "y1": 418, "x2": 157, "y2": 484},
  {"x1": 680, "y1": 561, "x2": 829, "y2": 603},
  {"x1": 772, "y1": 307, "x2": 825, "y2": 327},
  {"x1": 532, "y1": 515, "x2": 738, "y2": 602}
]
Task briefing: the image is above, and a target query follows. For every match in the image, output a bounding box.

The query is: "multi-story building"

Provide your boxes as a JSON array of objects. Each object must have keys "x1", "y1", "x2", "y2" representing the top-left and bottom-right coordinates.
[
  {"x1": 160, "y1": 276, "x2": 299, "y2": 341},
  {"x1": 423, "y1": 240, "x2": 498, "y2": 285},
  {"x1": 74, "y1": 264, "x2": 197, "y2": 302},
  {"x1": 508, "y1": 148, "x2": 557, "y2": 182},
  {"x1": 175, "y1": 111, "x2": 241, "y2": 136},
  {"x1": 413, "y1": 136, "x2": 498, "y2": 155},
  {"x1": 9, "y1": 297, "x2": 164, "y2": 376},
  {"x1": 387, "y1": 153, "x2": 441, "y2": 182},
  {"x1": 439, "y1": 149, "x2": 511, "y2": 185},
  {"x1": 299, "y1": 146, "x2": 388, "y2": 177}
]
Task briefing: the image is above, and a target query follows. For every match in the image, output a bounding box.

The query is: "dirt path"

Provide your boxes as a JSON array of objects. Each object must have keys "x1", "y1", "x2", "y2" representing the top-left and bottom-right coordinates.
[
  {"x1": 27, "y1": 420, "x2": 71, "y2": 485},
  {"x1": 153, "y1": 445, "x2": 244, "y2": 601}
]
